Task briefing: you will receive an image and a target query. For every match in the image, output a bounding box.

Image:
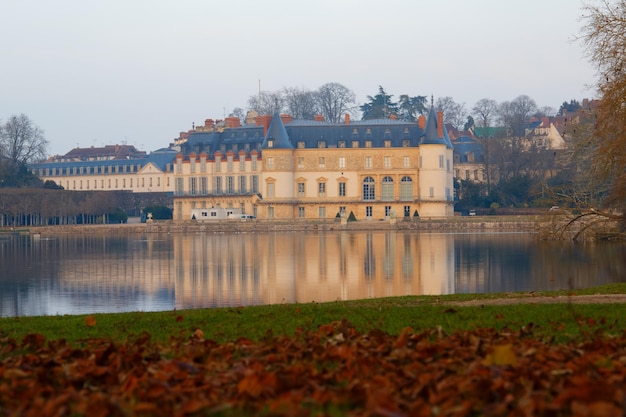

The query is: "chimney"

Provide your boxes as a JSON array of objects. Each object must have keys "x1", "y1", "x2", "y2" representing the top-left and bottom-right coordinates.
[
  {"x1": 437, "y1": 111, "x2": 444, "y2": 138},
  {"x1": 280, "y1": 114, "x2": 293, "y2": 124},
  {"x1": 314, "y1": 114, "x2": 324, "y2": 122},
  {"x1": 224, "y1": 117, "x2": 241, "y2": 128},
  {"x1": 204, "y1": 119, "x2": 215, "y2": 129},
  {"x1": 390, "y1": 114, "x2": 397, "y2": 120},
  {"x1": 264, "y1": 114, "x2": 271, "y2": 136},
  {"x1": 418, "y1": 115, "x2": 426, "y2": 129},
  {"x1": 344, "y1": 113, "x2": 350, "y2": 125}
]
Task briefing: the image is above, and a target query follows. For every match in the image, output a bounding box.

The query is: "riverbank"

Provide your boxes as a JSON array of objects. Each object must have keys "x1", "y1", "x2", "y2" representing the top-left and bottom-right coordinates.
[{"x1": 4, "y1": 215, "x2": 543, "y2": 236}]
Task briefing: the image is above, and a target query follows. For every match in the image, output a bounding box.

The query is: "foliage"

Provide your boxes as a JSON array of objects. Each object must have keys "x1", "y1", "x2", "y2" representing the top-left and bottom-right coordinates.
[
  {"x1": 1, "y1": 289, "x2": 626, "y2": 415},
  {"x1": 360, "y1": 86, "x2": 398, "y2": 120},
  {"x1": 498, "y1": 95, "x2": 538, "y2": 137},
  {"x1": 143, "y1": 204, "x2": 173, "y2": 220},
  {"x1": 107, "y1": 207, "x2": 128, "y2": 223},
  {"x1": 581, "y1": 0, "x2": 626, "y2": 206},
  {"x1": 397, "y1": 94, "x2": 427, "y2": 122}
]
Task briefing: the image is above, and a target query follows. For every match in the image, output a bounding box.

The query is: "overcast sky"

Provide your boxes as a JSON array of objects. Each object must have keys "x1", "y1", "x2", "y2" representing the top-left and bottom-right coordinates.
[{"x1": 2, "y1": 0, "x2": 597, "y2": 156}]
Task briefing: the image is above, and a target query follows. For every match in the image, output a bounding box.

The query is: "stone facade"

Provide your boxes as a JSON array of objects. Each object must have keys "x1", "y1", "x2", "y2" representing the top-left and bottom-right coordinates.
[{"x1": 172, "y1": 109, "x2": 455, "y2": 221}]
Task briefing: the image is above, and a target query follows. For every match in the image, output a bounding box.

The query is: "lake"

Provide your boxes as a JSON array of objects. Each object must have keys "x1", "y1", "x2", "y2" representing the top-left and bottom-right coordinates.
[{"x1": 1, "y1": 231, "x2": 625, "y2": 317}]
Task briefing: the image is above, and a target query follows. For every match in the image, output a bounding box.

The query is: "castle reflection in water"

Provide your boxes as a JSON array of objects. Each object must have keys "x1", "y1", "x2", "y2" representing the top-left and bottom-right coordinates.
[
  {"x1": 1, "y1": 231, "x2": 625, "y2": 316},
  {"x1": 173, "y1": 232, "x2": 455, "y2": 309}
]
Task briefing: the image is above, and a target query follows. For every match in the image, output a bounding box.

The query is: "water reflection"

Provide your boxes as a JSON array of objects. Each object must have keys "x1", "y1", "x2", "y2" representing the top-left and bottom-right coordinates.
[{"x1": 1, "y1": 231, "x2": 625, "y2": 317}]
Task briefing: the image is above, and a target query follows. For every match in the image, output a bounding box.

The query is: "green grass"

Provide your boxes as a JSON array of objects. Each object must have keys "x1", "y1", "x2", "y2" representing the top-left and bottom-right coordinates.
[{"x1": 0, "y1": 284, "x2": 625, "y2": 346}]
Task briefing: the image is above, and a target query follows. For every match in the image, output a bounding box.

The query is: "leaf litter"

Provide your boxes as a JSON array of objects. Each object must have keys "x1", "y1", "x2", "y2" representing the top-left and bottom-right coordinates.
[{"x1": 1, "y1": 318, "x2": 625, "y2": 416}]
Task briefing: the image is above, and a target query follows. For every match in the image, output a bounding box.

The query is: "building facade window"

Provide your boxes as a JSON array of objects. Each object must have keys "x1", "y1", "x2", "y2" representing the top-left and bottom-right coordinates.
[
  {"x1": 338, "y1": 157, "x2": 345, "y2": 169},
  {"x1": 200, "y1": 177, "x2": 208, "y2": 194},
  {"x1": 267, "y1": 183, "x2": 275, "y2": 198},
  {"x1": 403, "y1": 156, "x2": 410, "y2": 168},
  {"x1": 439, "y1": 155, "x2": 444, "y2": 168},
  {"x1": 338, "y1": 182, "x2": 346, "y2": 197},
  {"x1": 384, "y1": 156, "x2": 391, "y2": 168},
  {"x1": 319, "y1": 206, "x2": 326, "y2": 218},
  {"x1": 266, "y1": 157, "x2": 273, "y2": 169},
  {"x1": 365, "y1": 156, "x2": 372, "y2": 169},
  {"x1": 215, "y1": 176, "x2": 222, "y2": 194},
  {"x1": 385, "y1": 206, "x2": 392, "y2": 217},
  {"x1": 226, "y1": 176, "x2": 234, "y2": 193},
  {"x1": 298, "y1": 207, "x2": 305, "y2": 218},
  {"x1": 366, "y1": 206, "x2": 373, "y2": 217},
  {"x1": 215, "y1": 156, "x2": 221, "y2": 172},
  {"x1": 189, "y1": 177, "x2": 197, "y2": 195},
  {"x1": 318, "y1": 182, "x2": 326, "y2": 197},
  {"x1": 297, "y1": 157, "x2": 304, "y2": 169},
  {"x1": 252, "y1": 175, "x2": 259, "y2": 193},
  {"x1": 363, "y1": 177, "x2": 375, "y2": 201},
  {"x1": 400, "y1": 176, "x2": 413, "y2": 201},
  {"x1": 175, "y1": 178, "x2": 184, "y2": 195},
  {"x1": 239, "y1": 176, "x2": 246, "y2": 193},
  {"x1": 227, "y1": 155, "x2": 233, "y2": 172},
  {"x1": 381, "y1": 176, "x2": 394, "y2": 201},
  {"x1": 318, "y1": 157, "x2": 325, "y2": 168},
  {"x1": 298, "y1": 182, "x2": 305, "y2": 197}
]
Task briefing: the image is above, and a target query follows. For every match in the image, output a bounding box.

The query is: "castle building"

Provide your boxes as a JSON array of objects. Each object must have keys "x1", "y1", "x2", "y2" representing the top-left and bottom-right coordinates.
[
  {"x1": 172, "y1": 108, "x2": 455, "y2": 221},
  {"x1": 31, "y1": 146, "x2": 177, "y2": 193}
]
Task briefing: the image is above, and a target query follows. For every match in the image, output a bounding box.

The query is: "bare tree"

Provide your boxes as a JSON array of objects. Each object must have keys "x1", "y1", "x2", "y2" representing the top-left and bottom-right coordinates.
[
  {"x1": 498, "y1": 95, "x2": 537, "y2": 137},
  {"x1": 472, "y1": 98, "x2": 499, "y2": 195},
  {"x1": 435, "y1": 97, "x2": 467, "y2": 130},
  {"x1": 1, "y1": 114, "x2": 48, "y2": 166},
  {"x1": 283, "y1": 87, "x2": 318, "y2": 119},
  {"x1": 247, "y1": 91, "x2": 285, "y2": 115},
  {"x1": 316, "y1": 82, "x2": 356, "y2": 123}
]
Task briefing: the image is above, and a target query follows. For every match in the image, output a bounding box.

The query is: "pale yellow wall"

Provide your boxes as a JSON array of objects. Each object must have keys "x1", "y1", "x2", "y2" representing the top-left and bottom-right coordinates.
[{"x1": 173, "y1": 142, "x2": 455, "y2": 220}]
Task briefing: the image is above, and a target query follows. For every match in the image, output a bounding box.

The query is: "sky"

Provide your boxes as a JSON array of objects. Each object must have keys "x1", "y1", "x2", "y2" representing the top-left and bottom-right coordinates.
[{"x1": 2, "y1": 0, "x2": 597, "y2": 157}]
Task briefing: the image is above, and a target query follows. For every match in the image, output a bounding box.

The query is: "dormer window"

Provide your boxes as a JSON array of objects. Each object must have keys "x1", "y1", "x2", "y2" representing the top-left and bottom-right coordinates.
[
  {"x1": 297, "y1": 141, "x2": 305, "y2": 149},
  {"x1": 318, "y1": 141, "x2": 326, "y2": 148},
  {"x1": 267, "y1": 139, "x2": 274, "y2": 148},
  {"x1": 338, "y1": 141, "x2": 346, "y2": 148}
]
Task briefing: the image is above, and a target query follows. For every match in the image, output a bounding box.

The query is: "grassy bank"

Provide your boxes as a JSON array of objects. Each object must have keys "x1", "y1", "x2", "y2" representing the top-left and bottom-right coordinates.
[{"x1": 1, "y1": 284, "x2": 625, "y2": 346}]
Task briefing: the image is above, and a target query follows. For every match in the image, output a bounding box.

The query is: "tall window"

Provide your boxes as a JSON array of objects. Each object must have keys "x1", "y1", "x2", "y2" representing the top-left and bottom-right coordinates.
[
  {"x1": 200, "y1": 177, "x2": 208, "y2": 195},
  {"x1": 403, "y1": 156, "x2": 410, "y2": 168},
  {"x1": 363, "y1": 177, "x2": 375, "y2": 201},
  {"x1": 381, "y1": 176, "x2": 394, "y2": 201},
  {"x1": 400, "y1": 176, "x2": 413, "y2": 201},
  {"x1": 239, "y1": 158, "x2": 245, "y2": 172},
  {"x1": 338, "y1": 182, "x2": 346, "y2": 197},
  {"x1": 215, "y1": 156, "x2": 221, "y2": 172},
  {"x1": 338, "y1": 157, "x2": 345, "y2": 168},
  {"x1": 215, "y1": 176, "x2": 222, "y2": 194},
  {"x1": 384, "y1": 156, "x2": 391, "y2": 168},
  {"x1": 266, "y1": 157, "x2": 273, "y2": 169},
  {"x1": 298, "y1": 207, "x2": 305, "y2": 218},
  {"x1": 227, "y1": 155, "x2": 234, "y2": 172},
  {"x1": 366, "y1": 206, "x2": 373, "y2": 217},
  {"x1": 268, "y1": 206, "x2": 274, "y2": 218},
  {"x1": 319, "y1": 207, "x2": 326, "y2": 218},
  {"x1": 318, "y1": 182, "x2": 326, "y2": 197},
  {"x1": 251, "y1": 175, "x2": 259, "y2": 193},
  {"x1": 318, "y1": 157, "x2": 325, "y2": 168},
  {"x1": 439, "y1": 155, "x2": 444, "y2": 168},
  {"x1": 239, "y1": 176, "x2": 246, "y2": 193},
  {"x1": 190, "y1": 159, "x2": 196, "y2": 173},
  {"x1": 267, "y1": 183, "x2": 275, "y2": 198},
  {"x1": 175, "y1": 178, "x2": 184, "y2": 195},
  {"x1": 297, "y1": 157, "x2": 304, "y2": 169},
  {"x1": 298, "y1": 182, "x2": 305, "y2": 197},
  {"x1": 189, "y1": 177, "x2": 197, "y2": 195},
  {"x1": 365, "y1": 156, "x2": 372, "y2": 169},
  {"x1": 226, "y1": 176, "x2": 234, "y2": 193}
]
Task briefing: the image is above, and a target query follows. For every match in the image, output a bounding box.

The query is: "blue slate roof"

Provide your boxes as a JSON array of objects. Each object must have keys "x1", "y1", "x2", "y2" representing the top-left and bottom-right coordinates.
[
  {"x1": 262, "y1": 112, "x2": 294, "y2": 149},
  {"x1": 420, "y1": 107, "x2": 448, "y2": 146},
  {"x1": 30, "y1": 149, "x2": 178, "y2": 173},
  {"x1": 452, "y1": 136, "x2": 485, "y2": 163}
]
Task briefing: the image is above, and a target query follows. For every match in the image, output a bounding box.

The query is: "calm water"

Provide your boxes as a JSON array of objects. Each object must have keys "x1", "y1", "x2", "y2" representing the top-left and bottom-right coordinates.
[{"x1": 1, "y1": 231, "x2": 625, "y2": 317}]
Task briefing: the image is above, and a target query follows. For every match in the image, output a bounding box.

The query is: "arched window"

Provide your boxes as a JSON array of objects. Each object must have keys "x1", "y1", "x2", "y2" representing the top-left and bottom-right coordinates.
[
  {"x1": 362, "y1": 176, "x2": 375, "y2": 201},
  {"x1": 400, "y1": 176, "x2": 413, "y2": 201},
  {"x1": 381, "y1": 176, "x2": 394, "y2": 201}
]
